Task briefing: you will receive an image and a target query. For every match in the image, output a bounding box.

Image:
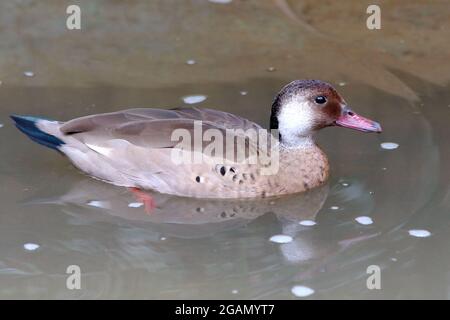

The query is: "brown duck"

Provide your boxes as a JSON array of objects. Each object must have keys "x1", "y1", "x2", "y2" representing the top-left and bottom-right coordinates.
[{"x1": 11, "y1": 80, "x2": 381, "y2": 199}]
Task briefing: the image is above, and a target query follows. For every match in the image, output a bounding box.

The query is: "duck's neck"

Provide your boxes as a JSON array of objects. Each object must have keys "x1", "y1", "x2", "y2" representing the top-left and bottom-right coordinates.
[
  {"x1": 274, "y1": 137, "x2": 329, "y2": 194},
  {"x1": 280, "y1": 134, "x2": 315, "y2": 149}
]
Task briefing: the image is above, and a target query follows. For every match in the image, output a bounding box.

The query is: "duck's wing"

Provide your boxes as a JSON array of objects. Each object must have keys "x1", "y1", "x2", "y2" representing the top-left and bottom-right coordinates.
[
  {"x1": 60, "y1": 107, "x2": 272, "y2": 162},
  {"x1": 61, "y1": 107, "x2": 263, "y2": 134}
]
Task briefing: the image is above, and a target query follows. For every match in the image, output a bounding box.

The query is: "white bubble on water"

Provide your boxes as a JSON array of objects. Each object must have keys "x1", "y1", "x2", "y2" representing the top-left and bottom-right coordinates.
[
  {"x1": 355, "y1": 216, "x2": 373, "y2": 225},
  {"x1": 208, "y1": 0, "x2": 232, "y2": 3},
  {"x1": 408, "y1": 229, "x2": 431, "y2": 238},
  {"x1": 24, "y1": 71, "x2": 34, "y2": 77},
  {"x1": 291, "y1": 285, "x2": 315, "y2": 298},
  {"x1": 182, "y1": 95, "x2": 207, "y2": 104},
  {"x1": 240, "y1": 91, "x2": 248, "y2": 96},
  {"x1": 338, "y1": 81, "x2": 347, "y2": 86},
  {"x1": 267, "y1": 66, "x2": 276, "y2": 72},
  {"x1": 330, "y1": 206, "x2": 339, "y2": 210},
  {"x1": 269, "y1": 235, "x2": 293, "y2": 244},
  {"x1": 186, "y1": 59, "x2": 196, "y2": 65},
  {"x1": 299, "y1": 220, "x2": 316, "y2": 226},
  {"x1": 0, "y1": 124, "x2": 3, "y2": 128},
  {"x1": 24, "y1": 243, "x2": 40, "y2": 251},
  {"x1": 128, "y1": 202, "x2": 144, "y2": 208},
  {"x1": 381, "y1": 142, "x2": 399, "y2": 150},
  {"x1": 231, "y1": 289, "x2": 238, "y2": 294},
  {"x1": 87, "y1": 200, "x2": 109, "y2": 209}
]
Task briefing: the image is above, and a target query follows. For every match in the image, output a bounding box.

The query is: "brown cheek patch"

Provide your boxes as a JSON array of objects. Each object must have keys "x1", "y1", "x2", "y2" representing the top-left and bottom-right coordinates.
[
  {"x1": 311, "y1": 101, "x2": 341, "y2": 130},
  {"x1": 324, "y1": 100, "x2": 342, "y2": 119}
]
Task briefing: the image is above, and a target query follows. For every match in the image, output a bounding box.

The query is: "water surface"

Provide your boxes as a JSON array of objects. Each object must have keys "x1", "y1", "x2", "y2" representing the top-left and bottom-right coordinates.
[{"x1": 1, "y1": 0, "x2": 450, "y2": 299}]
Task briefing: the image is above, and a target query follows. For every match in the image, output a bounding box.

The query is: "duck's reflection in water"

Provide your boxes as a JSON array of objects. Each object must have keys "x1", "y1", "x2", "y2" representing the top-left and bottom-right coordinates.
[
  {"x1": 22, "y1": 179, "x2": 389, "y2": 298},
  {"x1": 30, "y1": 179, "x2": 329, "y2": 240}
]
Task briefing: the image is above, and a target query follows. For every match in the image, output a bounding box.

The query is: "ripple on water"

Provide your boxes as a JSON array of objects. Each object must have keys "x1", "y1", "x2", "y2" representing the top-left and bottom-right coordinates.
[
  {"x1": 23, "y1": 243, "x2": 40, "y2": 251},
  {"x1": 182, "y1": 95, "x2": 207, "y2": 104},
  {"x1": 381, "y1": 142, "x2": 399, "y2": 150},
  {"x1": 291, "y1": 285, "x2": 315, "y2": 297},
  {"x1": 408, "y1": 229, "x2": 431, "y2": 238},
  {"x1": 355, "y1": 216, "x2": 373, "y2": 225},
  {"x1": 269, "y1": 235, "x2": 293, "y2": 244}
]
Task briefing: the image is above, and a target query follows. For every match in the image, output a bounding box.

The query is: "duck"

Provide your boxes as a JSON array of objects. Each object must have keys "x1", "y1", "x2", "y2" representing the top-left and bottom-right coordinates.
[{"x1": 11, "y1": 80, "x2": 381, "y2": 199}]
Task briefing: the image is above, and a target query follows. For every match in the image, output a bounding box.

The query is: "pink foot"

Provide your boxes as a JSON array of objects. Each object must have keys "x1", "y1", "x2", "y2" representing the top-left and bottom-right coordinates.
[{"x1": 129, "y1": 187, "x2": 156, "y2": 214}]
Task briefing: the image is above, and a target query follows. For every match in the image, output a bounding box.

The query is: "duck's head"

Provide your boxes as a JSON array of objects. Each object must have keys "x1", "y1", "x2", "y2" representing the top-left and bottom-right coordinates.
[{"x1": 270, "y1": 80, "x2": 382, "y2": 147}]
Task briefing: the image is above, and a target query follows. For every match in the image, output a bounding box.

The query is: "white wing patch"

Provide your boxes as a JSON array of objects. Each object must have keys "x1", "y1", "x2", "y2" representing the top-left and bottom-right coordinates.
[
  {"x1": 85, "y1": 143, "x2": 113, "y2": 156},
  {"x1": 85, "y1": 139, "x2": 131, "y2": 157}
]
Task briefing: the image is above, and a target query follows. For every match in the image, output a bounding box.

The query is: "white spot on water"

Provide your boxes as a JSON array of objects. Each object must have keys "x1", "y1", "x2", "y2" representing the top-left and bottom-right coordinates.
[
  {"x1": 208, "y1": 0, "x2": 232, "y2": 3},
  {"x1": 338, "y1": 81, "x2": 347, "y2": 87},
  {"x1": 408, "y1": 229, "x2": 431, "y2": 238},
  {"x1": 269, "y1": 235, "x2": 293, "y2": 244},
  {"x1": 291, "y1": 285, "x2": 315, "y2": 298},
  {"x1": 231, "y1": 289, "x2": 238, "y2": 294},
  {"x1": 267, "y1": 67, "x2": 276, "y2": 72},
  {"x1": 341, "y1": 182, "x2": 350, "y2": 187},
  {"x1": 160, "y1": 237, "x2": 167, "y2": 241},
  {"x1": 87, "y1": 200, "x2": 109, "y2": 209},
  {"x1": 390, "y1": 257, "x2": 398, "y2": 262},
  {"x1": 381, "y1": 142, "x2": 399, "y2": 150},
  {"x1": 186, "y1": 59, "x2": 196, "y2": 65},
  {"x1": 299, "y1": 220, "x2": 316, "y2": 226},
  {"x1": 24, "y1": 71, "x2": 34, "y2": 77},
  {"x1": 24, "y1": 243, "x2": 40, "y2": 251},
  {"x1": 182, "y1": 95, "x2": 207, "y2": 104},
  {"x1": 330, "y1": 206, "x2": 339, "y2": 210},
  {"x1": 0, "y1": 124, "x2": 3, "y2": 128},
  {"x1": 355, "y1": 216, "x2": 373, "y2": 225},
  {"x1": 128, "y1": 202, "x2": 144, "y2": 208},
  {"x1": 240, "y1": 91, "x2": 248, "y2": 96}
]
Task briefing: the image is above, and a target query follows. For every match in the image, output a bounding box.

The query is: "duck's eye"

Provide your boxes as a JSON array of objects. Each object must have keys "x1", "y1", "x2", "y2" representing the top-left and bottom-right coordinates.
[{"x1": 314, "y1": 96, "x2": 327, "y2": 105}]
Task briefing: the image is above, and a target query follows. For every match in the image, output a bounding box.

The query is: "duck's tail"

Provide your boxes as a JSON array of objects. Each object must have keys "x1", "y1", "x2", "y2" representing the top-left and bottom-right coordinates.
[{"x1": 10, "y1": 115, "x2": 65, "y2": 151}]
